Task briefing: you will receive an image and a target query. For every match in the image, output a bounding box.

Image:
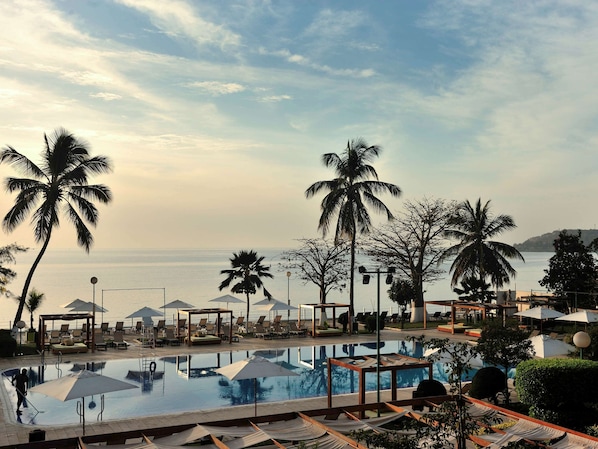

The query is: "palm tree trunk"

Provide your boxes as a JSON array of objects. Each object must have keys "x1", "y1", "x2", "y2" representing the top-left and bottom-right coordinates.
[
  {"x1": 245, "y1": 292, "x2": 250, "y2": 321},
  {"x1": 349, "y1": 233, "x2": 356, "y2": 317},
  {"x1": 14, "y1": 233, "x2": 51, "y2": 328}
]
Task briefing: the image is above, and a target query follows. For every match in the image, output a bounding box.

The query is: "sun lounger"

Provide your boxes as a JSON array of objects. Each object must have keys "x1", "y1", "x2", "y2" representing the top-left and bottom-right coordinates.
[
  {"x1": 164, "y1": 328, "x2": 181, "y2": 346},
  {"x1": 112, "y1": 331, "x2": 128, "y2": 350}
]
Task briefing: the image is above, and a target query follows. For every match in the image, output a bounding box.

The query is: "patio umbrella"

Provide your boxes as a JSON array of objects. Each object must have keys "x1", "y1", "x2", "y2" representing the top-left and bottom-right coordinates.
[
  {"x1": 161, "y1": 299, "x2": 195, "y2": 325},
  {"x1": 208, "y1": 294, "x2": 245, "y2": 310},
  {"x1": 423, "y1": 342, "x2": 484, "y2": 368},
  {"x1": 29, "y1": 370, "x2": 137, "y2": 435},
  {"x1": 161, "y1": 299, "x2": 194, "y2": 309},
  {"x1": 126, "y1": 306, "x2": 163, "y2": 327},
  {"x1": 61, "y1": 299, "x2": 88, "y2": 309},
  {"x1": 528, "y1": 334, "x2": 575, "y2": 358},
  {"x1": 215, "y1": 355, "x2": 298, "y2": 416},
  {"x1": 126, "y1": 306, "x2": 163, "y2": 319},
  {"x1": 69, "y1": 301, "x2": 108, "y2": 313},
  {"x1": 254, "y1": 297, "x2": 297, "y2": 312},
  {"x1": 514, "y1": 307, "x2": 564, "y2": 331},
  {"x1": 556, "y1": 310, "x2": 598, "y2": 329}
]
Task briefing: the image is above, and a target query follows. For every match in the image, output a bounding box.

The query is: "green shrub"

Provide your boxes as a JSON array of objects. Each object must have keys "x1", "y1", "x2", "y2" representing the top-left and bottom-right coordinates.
[
  {"x1": 365, "y1": 315, "x2": 385, "y2": 333},
  {"x1": 469, "y1": 367, "x2": 506, "y2": 402},
  {"x1": 0, "y1": 329, "x2": 17, "y2": 357},
  {"x1": 516, "y1": 358, "x2": 598, "y2": 427}
]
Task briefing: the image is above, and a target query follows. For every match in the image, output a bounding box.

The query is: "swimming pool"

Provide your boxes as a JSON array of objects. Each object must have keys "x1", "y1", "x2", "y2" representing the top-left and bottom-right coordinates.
[{"x1": 1, "y1": 340, "x2": 465, "y2": 427}]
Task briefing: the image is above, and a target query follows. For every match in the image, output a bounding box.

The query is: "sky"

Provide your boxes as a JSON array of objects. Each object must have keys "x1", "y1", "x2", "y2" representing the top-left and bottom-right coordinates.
[{"x1": 1, "y1": 0, "x2": 597, "y2": 251}]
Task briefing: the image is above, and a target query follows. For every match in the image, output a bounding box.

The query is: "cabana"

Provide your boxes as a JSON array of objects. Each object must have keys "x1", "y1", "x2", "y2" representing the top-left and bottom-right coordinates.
[
  {"x1": 178, "y1": 308, "x2": 233, "y2": 346},
  {"x1": 299, "y1": 303, "x2": 350, "y2": 337},
  {"x1": 423, "y1": 300, "x2": 517, "y2": 335},
  {"x1": 39, "y1": 312, "x2": 95, "y2": 353},
  {"x1": 327, "y1": 353, "x2": 433, "y2": 415}
]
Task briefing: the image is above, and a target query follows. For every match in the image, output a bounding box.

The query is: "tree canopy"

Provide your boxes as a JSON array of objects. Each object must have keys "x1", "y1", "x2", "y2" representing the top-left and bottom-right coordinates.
[
  {"x1": 1, "y1": 129, "x2": 113, "y2": 326},
  {"x1": 443, "y1": 198, "x2": 524, "y2": 292},
  {"x1": 539, "y1": 230, "x2": 597, "y2": 309},
  {"x1": 280, "y1": 238, "x2": 350, "y2": 304},
  {"x1": 305, "y1": 138, "x2": 401, "y2": 314},
  {"x1": 219, "y1": 249, "x2": 273, "y2": 319}
]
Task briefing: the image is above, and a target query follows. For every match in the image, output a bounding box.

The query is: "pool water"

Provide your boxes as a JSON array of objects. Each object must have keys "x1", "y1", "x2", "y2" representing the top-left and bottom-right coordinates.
[{"x1": 1, "y1": 340, "x2": 469, "y2": 427}]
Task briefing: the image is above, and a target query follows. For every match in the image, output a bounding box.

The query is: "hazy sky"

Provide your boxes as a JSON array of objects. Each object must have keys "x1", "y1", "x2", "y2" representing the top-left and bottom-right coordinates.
[{"x1": 1, "y1": 0, "x2": 597, "y2": 251}]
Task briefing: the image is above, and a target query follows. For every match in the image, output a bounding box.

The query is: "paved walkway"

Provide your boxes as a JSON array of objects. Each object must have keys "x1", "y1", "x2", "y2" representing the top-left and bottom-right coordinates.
[{"x1": 0, "y1": 327, "x2": 472, "y2": 446}]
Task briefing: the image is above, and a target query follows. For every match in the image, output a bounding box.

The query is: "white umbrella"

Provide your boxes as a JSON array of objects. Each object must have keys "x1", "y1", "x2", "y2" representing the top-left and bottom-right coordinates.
[
  {"x1": 126, "y1": 306, "x2": 163, "y2": 318},
  {"x1": 514, "y1": 307, "x2": 565, "y2": 320},
  {"x1": 514, "y1": 307, "x2": 565, "y2": 332},
  {"x1": 556, "y1": 310, "x2": 598, "y2": 326},
  {"x1": 126, "y1": 306, "x2": 163, "y2": 327},
  {"x1": 208, "y1": 294, "x2": 245, "y2": 310},
  {"x1": 161, "y1": 299, "x2": 194, "y2": 309},
  {"x1": 528, "y1": 334, "x2": 575, "y2": 358},
  {"x1": 215, "y1": 355, "x2": 298, "y2": 416},
  {"x1": 61, "y1": 299, "x2": 88, "y2": 309},
  {"x1": 254, "y1": 297, "x2": 297, "y2": 312},
  {"x1": 423, "y1": 342, "x2": 484, "y2": 368},
  {"x1": 161, "y1": 300, "x2": 195, "y2": 326},
  {"x1": 69, "y1": 301, "x2": 108, "y2": 313},
  {"x1": 29, "y1": 370, "x2": 137, "y2": 435}
]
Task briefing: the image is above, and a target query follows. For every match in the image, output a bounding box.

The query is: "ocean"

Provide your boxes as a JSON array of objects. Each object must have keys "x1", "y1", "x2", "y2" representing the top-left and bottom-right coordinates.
[{"x1": 1, "y1": 248, "x2": 553, "y2": 329}]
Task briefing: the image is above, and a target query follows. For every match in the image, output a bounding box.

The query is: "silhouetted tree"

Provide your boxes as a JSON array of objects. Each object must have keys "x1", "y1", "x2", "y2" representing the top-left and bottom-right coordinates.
[
  {"x1": 306, "y1": 138, "x2": 401, "y2": 315},
  {"x1": 219, "y1": 250, "x2": 273, "y2": 319},
  {"x1": 540, "y1": 230, "x2": 597, "y2": 309},
  {"x1": 1, "y1": 129, "x2": 113, "y2": 328}
]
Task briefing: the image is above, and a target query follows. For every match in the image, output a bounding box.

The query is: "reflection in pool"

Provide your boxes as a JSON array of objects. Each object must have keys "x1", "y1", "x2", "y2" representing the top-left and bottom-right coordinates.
[{"x1": 1, "y1": 339, "x2": 468, "y2": 427}]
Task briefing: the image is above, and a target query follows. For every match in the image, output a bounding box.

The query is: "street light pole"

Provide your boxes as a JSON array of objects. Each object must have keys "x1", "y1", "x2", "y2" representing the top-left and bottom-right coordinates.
[
  {"x1": 358, "y1": 265, "x2": 395, "y2": 416},
  {"x1": 90, "y1": 277, "x2": 98, "y2": 350}
]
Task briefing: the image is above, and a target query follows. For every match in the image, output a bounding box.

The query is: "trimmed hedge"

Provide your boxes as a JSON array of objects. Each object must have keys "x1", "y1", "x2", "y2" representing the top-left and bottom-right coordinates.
[{"x1": 516, "y1": 358, "x2": 598, "y2": 427}]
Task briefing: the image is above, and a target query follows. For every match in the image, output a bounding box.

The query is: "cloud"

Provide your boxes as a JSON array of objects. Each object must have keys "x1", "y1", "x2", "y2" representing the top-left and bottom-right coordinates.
[
  {"x1": 90, "y1": 92, "x2": 123, "y2": 101},
  {"x1": 185, "y1": 81, "x2": 246, "y2": 96},
  {"x1": 258, "y1": 94, "x2": 292, "y2": 103},
  {"x1": 304, "y1": 9, "x2": 366, "y2": 39},
  {"x1": 116, "y1": 0, "x2": 242, "y2": 51},
  {"x1": 258, "y1": 47, "x2": 376, "y2": 78}
]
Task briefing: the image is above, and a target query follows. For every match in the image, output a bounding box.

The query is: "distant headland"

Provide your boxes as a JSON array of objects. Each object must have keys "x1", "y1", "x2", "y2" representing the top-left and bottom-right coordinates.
[{"x1": 514, "y1": 229, "x2": 598, "y2": 252}]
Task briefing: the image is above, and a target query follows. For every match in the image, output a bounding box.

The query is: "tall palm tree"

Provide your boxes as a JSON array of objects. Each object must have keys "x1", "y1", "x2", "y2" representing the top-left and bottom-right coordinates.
[
  {"x1": 1, "y1": 128, "x2": 113, "y2": 327},
  {"x1": 443, "y1": 198, "x2": 524, "y2": 294},
  {"x1": 305, "y1": 138, "x2": 401, "y2": 315},
  {"x1": 218, "y1": 250, "x2": 273, "y2": 319}
]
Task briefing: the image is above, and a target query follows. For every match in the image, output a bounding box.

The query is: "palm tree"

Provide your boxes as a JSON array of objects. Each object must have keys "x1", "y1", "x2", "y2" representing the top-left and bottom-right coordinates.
[
  {"x1": 443, "y1": 198, "x2": 524, "y2": 293},
  {"x1": 1, "y1": 128, "x2": 113, "y2": 327},
  {"x1": 218, "y1": 250, "x2": 273, "y2": 319},
  {"x1": 305, "y1": 138, "x2": 401, "y2": 315},
  {"x1": 18, "y1": 288, "x2": 45, "y2": 330}
]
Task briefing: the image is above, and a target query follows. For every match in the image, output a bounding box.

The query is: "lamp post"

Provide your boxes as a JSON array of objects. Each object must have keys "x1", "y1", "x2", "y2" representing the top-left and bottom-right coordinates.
[
  {"x1": 573, "y1": 331, "x2": 591, "y2": 359},
  {"x1": 358, "y1": 265, "x2": 395, "y2": 416},
  {"x1": 286, "y1": 271, "x2": 291, "y2": 320},
  {"x1": 16, "y1": 320, "x2": 26, "y2": 355},
  {"x1": 90, "y1": 276, "x2": 98, "y2": 326}
]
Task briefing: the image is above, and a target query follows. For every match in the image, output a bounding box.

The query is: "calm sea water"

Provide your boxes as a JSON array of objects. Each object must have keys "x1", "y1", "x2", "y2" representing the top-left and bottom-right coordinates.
[{"x1": 1, "y1": 248, "x2": 552, "y2": 328}]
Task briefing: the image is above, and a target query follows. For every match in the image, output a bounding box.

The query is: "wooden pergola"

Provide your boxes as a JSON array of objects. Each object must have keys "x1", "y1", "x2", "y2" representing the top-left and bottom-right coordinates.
[
  {"x1": 327, "y1": 353, "x2": 433, "y2": 411},
  {"x1": 39, "y1": 312, "x2": 95, "y2": 352},
  {"x1": 299, "y1": 303, "x2": 351, "y2": 336},
  {"x1": 178, "y1": 308, "x2": 233, "y2": 345},
  {"x1": 423, "y1": 299, "x2": 518, "y2": 334}
]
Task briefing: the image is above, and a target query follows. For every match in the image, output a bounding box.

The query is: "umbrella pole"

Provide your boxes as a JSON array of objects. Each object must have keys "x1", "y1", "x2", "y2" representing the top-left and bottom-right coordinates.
[
  {"x1": 254, "y1": 378, "x2": 257, "y2": 417},
  {"x1": 82, "y1": 397, "x2": 85, "y2": 435}
]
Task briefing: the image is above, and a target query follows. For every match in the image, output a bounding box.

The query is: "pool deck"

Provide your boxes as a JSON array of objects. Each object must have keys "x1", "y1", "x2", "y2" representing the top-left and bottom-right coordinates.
[{"x1": 0, "y1": 326, "x2": 473, "y2": 447}]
